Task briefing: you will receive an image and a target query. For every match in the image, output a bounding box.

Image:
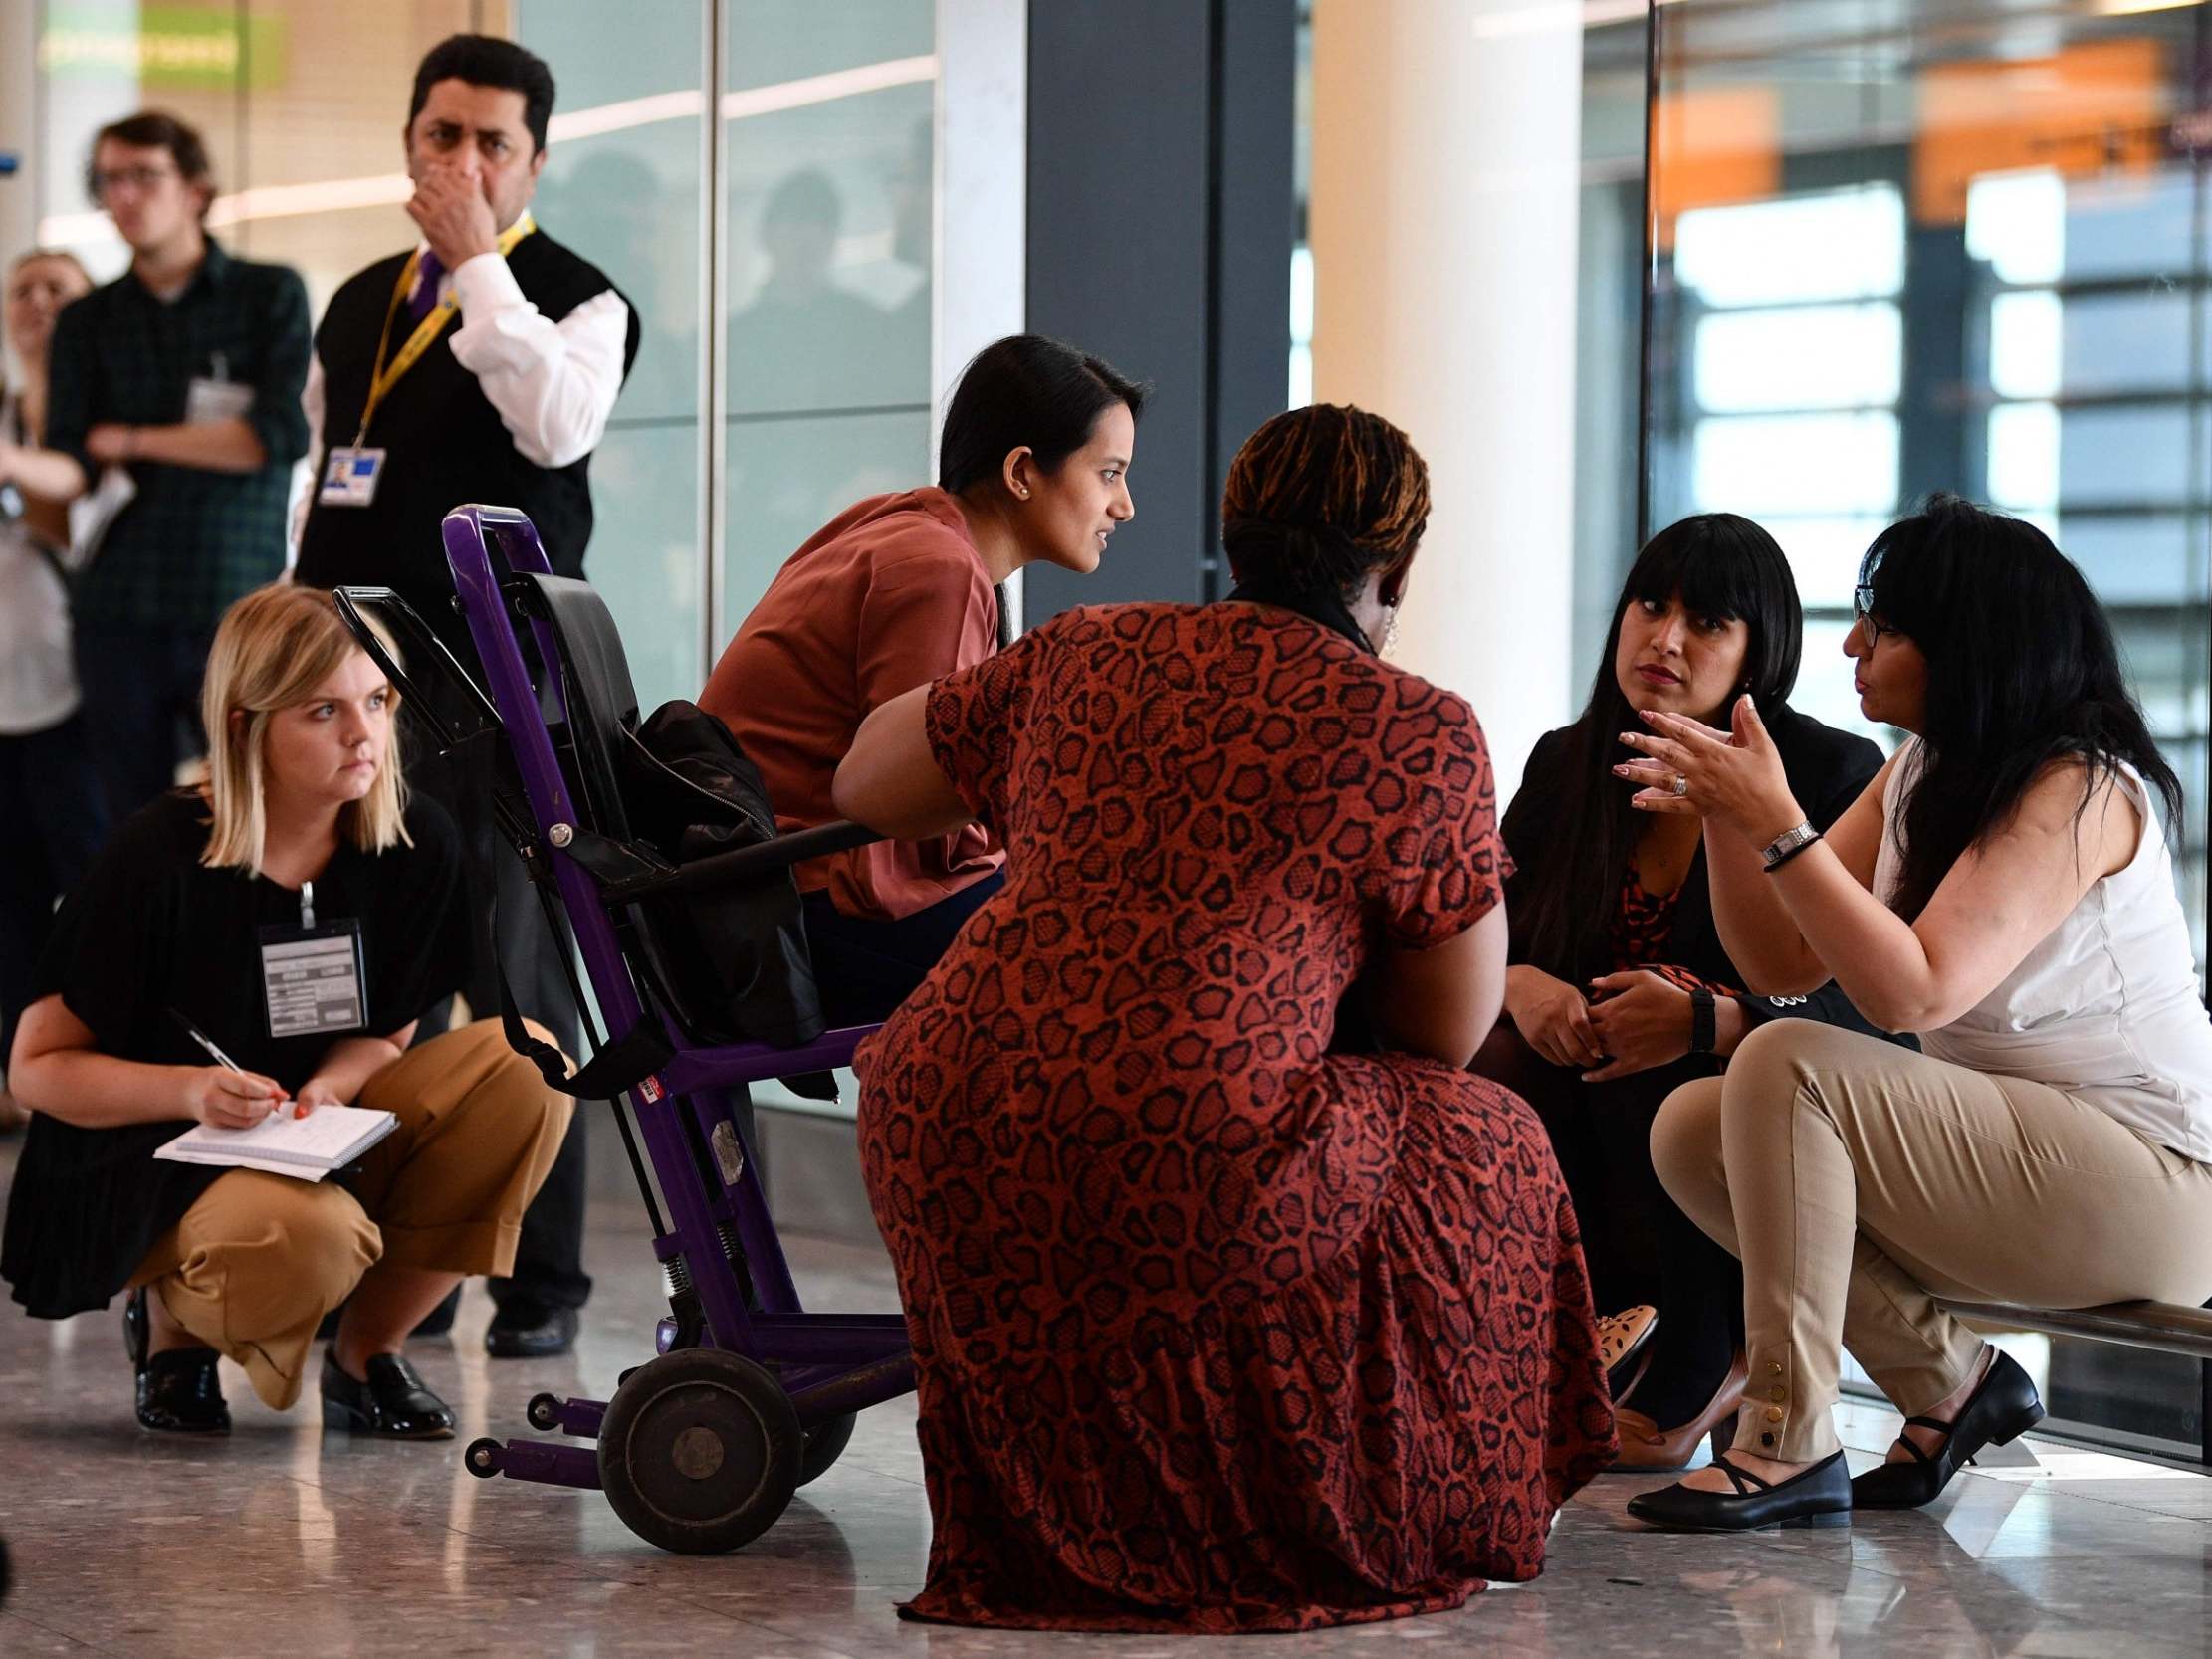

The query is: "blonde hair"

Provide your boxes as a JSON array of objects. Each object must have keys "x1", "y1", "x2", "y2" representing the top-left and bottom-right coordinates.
[{"x1": 199, "y1": 584, "x2": 409, "y2": 874}]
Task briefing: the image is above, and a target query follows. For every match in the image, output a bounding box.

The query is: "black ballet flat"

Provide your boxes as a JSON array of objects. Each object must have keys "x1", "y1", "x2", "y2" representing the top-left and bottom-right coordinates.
[
  {"x1": 1852, "y1": 1349, "x2": 2044, "y2": 1510},
  {"x1": 1626, "y1": 1450, "x2": 1851, "y2": 1532},
  {"x1": 136, "y1": 1347, "x2": 231, "y2": 1434},
  {"x1": 319, "y1": 1350, "x2": 456, "y2": 1440}
]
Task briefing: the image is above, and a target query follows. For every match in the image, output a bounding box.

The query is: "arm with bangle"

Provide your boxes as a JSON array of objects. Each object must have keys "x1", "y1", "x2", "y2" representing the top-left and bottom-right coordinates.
[{"x1": 1621, "y1": 697, "x2": 2133, "y2": 1034}]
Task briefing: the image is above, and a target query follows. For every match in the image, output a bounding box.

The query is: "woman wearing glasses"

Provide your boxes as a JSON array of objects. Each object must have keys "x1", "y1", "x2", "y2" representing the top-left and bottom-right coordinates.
[
  {"x1": 1618, "y1": 496, "x2": 2212, "y2": 1531},
  {"x1": 1480, "y1": 514, "x2": 1887, "y2": 1470}
]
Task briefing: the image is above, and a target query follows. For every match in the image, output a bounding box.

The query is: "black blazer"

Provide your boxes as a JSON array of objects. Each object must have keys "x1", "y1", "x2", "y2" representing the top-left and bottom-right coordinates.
[{"x1": 1502, "y1": 702, "x2": 1893, "y2": 1040}]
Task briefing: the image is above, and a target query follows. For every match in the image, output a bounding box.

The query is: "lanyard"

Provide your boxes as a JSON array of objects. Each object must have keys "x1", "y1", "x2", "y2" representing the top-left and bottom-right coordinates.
[{"x1": 354, "y1": 213, "x2": 536, "y2": 444}]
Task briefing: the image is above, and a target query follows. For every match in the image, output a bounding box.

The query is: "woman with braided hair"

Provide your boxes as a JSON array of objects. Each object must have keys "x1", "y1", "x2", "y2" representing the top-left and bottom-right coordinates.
[{"x1": 833, "y1": 403, "x2": 1614, "y2": 1631}]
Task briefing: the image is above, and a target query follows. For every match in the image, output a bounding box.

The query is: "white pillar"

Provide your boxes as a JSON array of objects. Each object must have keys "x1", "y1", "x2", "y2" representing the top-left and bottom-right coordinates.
[
  {"x1": 933, "y1": 0, "x2": 1027, "y2": 627},
  {"x1": 0, "y1": 0, "x2": 44, "y2": 272},
  {"x1": 1309, "y1": 0, "x2": 1584, "y2": 801}
]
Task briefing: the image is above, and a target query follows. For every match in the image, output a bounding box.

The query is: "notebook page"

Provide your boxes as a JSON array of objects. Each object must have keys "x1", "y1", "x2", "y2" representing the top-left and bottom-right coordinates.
[{"x1": 160, "y1": 1104, "x2": 395, "y2": 1167}]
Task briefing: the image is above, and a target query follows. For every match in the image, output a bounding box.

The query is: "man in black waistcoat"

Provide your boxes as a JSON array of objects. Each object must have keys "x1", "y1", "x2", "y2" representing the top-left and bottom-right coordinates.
[{"x1": 298, "y1": 34, "x2": 638, "y2": 1359}]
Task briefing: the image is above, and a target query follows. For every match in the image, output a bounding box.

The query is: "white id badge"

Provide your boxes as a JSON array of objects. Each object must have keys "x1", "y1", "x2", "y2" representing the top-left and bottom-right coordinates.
[
  {"x1": 184, "y1": 375, "x2": 256, "y2": 425},
  {"x1": 318, "y1": 447, "x2": 386, "y2": 507},
  {"x1": 259, "y1": 920, "x2": 368, "y2": 1039}
]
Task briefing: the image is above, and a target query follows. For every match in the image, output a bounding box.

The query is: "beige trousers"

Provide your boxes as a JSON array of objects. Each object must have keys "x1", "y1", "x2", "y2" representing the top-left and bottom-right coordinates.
[
  {"x1": 131, "y1": 1019, "x2": 572, "y2": 1410},
  {"x1": 1652, "y1": 1020, "x2": 2212, "y2": 1462}
]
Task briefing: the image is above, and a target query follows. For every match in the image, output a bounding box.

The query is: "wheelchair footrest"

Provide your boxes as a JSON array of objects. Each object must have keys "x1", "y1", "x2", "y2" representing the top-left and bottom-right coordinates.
[
  {"x1": 465, "y1": 1435, "x2": 603, "y2": 1490},
  {"x1": 527, "y1": 1390, "x2": 607, "y2": 1437}
]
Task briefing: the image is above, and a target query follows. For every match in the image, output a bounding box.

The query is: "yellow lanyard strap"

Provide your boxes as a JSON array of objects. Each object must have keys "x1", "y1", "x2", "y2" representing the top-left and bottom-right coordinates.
[{"x1": 354, "y1": 214, "x2": 537, "y2": 444}]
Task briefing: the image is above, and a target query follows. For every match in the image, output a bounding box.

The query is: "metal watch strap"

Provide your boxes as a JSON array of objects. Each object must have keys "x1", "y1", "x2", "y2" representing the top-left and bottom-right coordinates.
[{"x1": 1759, "y1": 821, "x2": 1819, "y2": 870}]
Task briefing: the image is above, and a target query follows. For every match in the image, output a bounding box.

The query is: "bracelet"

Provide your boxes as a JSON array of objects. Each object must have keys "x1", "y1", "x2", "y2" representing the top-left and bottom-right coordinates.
[
  {"x1": 1763, "y1": 829, "x2": 1824, "y2": 873},
  {"x1": 1688, "y1": 986, "x2": 1717, "y2": 1054}
]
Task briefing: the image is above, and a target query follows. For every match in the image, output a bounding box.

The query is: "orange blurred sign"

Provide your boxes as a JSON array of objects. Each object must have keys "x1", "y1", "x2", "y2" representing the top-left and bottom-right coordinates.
[
  {"x1": 1653, "y1": 87, "x2": 1782, "y2": 249},
  {"x1": 1915, "y1": 40, "x2": 2169, "y2": 225}
]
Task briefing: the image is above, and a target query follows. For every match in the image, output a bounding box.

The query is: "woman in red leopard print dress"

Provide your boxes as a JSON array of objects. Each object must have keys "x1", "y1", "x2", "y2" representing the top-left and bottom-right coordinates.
[{"x1": 836, "y1": 406, "x2": 1614, "y2": 1632}]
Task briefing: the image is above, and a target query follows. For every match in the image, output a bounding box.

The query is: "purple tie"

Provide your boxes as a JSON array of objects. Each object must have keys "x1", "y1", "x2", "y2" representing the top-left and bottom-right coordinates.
[{"x1": 405, "y1": 251, "x2": 445, "y2": 324}]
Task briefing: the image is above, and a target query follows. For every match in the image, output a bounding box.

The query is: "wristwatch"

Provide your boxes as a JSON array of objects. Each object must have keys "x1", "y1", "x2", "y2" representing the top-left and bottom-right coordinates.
[
  {"x1": 1759, "y1": 821, "x2": 1820, "y2": 871},
  {"x1": 1688, "y1": 986, "x2": 1717, "y2": 1054}
]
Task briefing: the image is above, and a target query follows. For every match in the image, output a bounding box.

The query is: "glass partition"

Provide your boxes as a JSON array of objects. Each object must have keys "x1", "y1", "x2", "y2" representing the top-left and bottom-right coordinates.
[
  {"x1": 1643, "y1": 2, "x2": 2212, "y2": 936},
  {"x1": 719, "y1": 0, "x2": 937, "y2": 634},
  {"x1": 1641, "y1": 0, "x2": 2212, "y2": 1466},
  {"x1": 516, "y1": 0, "x2": 709, "y2": 716}
]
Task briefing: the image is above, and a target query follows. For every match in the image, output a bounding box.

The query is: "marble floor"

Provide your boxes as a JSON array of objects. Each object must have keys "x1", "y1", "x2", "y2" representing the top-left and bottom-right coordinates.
[{"x1": 3, "y1": 1136, "x2": 2210, "y2": 1658}]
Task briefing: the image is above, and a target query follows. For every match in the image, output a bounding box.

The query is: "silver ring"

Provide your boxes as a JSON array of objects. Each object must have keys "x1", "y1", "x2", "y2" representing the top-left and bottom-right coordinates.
[{"x1": 1670, "y1": 773, "x2": 1689, "y2": 797}]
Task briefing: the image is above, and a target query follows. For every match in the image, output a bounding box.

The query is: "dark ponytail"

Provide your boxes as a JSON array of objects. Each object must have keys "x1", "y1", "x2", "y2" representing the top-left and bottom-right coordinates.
[{"x1": 937, "y1": 334, "x2": 1147, "y2": 496}]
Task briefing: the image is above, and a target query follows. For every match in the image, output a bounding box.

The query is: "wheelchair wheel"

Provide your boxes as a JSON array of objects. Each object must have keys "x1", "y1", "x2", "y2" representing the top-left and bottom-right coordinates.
[
  {"x1": 796, "y1": 1410, "x2": 857, "y2": 1488},
  {"x1": 596, "y1": 1348, "x2": 801, "y2": 1555}
]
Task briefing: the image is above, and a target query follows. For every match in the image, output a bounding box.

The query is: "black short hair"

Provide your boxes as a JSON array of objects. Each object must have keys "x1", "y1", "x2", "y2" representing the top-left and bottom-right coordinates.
[
  {"x1": 937, "y1": 334, "x2": 1146, "y2": 496},
  {"x1": 409, "y1": 35, "x2": 556, "y2": 155},
  {"x1": 86, "y1": 110, "x2": 215, "y2": 221}
]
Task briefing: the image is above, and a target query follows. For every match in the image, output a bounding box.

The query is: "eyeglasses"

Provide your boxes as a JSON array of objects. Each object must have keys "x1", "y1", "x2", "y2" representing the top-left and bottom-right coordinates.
[
  {"x1": 93, "y1": 164, "x2": 179, "y2": 197},
  {"x1": 1853, "y1": 582, "x2": 1898, "y2": 646}
]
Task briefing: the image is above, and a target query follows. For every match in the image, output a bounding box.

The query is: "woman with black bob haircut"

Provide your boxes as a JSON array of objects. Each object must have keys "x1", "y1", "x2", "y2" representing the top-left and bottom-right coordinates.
[
  {"x1": 1620, "y1": 496, "x2": 2212, "y2": 1532},
  {"x1": 1477, "y1": 513, "x2": 1888, "y2": 1470},
  {"x1": 702, "y1": 333, "x2": 1144, "y2": 1025}
]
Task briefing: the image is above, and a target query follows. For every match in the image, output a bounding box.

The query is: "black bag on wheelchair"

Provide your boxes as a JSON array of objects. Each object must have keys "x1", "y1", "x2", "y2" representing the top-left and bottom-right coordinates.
[
  {"x1": 597, "y1": 697, "x2": 825, "y2": 1053},
  {"x1": 508, "y1": 575, "x2": 830, "y2": 1070}
]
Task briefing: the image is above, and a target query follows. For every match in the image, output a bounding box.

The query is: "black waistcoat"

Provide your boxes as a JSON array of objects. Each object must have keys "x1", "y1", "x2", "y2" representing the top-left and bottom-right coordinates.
[{"x1": 297, "y1": 229, "x2": 638, "y2": 650}]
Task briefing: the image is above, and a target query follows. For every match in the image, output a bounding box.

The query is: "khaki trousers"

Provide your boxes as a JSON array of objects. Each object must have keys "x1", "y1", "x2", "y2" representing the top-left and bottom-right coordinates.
[
  {"x1": 132, "y1": 1019, "x2": 573, "y2": 1410},
  {"x1": 1652, "y1": 1020, "x2": 2212, "y2": 1462}
]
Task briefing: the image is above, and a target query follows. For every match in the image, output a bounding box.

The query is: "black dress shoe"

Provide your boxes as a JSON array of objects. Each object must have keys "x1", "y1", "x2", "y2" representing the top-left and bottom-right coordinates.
[
  {"x1": 485, "y1": 1304, "x2": 578, "y2": 1359},
  {"x1": 320, "y1": 1350, "x2": 456, "y2": 1439},
  {"x1": 123, "y1": 1287, "x2": 148, "y2": 1368},
  {"x1": 136, "y1": 1348, "x2": 231, "y2": 1434},
  {"x1": 1626, "y1": 1450, "x2": 1851, "y2": 1532},
  {"x1": 1852, "y1": 1348, "x2": 2044, "y2": 1510}
]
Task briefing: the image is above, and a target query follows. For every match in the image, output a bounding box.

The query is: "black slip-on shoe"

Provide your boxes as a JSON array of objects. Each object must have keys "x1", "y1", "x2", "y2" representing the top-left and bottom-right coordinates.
[
  {"x1": 1852, "y1": 1349, "x2": 2044, "y2": 1510},
  {"x1": 1626, "y1": 1450, "x2": 1851, "y2": 1532},
  {"x1": 122, "y1": 1287, "x2": 148, "y2": 1369},
  {"x1": 484, "y1": 1304, "x2": 579, "y2": 1359},
  {"x1": 319, "y1": 1350, "x2": 456, "y2": 1440},
  {"x1": 136, "y1": 1347, "x2": 231, "y2": 1434}
]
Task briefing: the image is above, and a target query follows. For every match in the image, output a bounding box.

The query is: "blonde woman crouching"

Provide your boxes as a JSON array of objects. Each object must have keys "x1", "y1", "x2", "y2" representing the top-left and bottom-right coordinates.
[{"x1": 1, "y1": 584, "x2": 572, "y2": 1437}]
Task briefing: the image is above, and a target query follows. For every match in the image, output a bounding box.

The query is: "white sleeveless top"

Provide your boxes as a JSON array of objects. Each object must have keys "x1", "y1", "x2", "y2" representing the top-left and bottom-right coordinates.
[{"x1": 1874, "y1": 740, "x2": 2212, "y2": 1161}]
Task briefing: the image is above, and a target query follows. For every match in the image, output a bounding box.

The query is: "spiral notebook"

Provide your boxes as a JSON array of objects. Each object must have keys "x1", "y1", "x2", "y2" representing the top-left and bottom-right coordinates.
[{"x1": 154, "y1": 1105, "x2": 397, "y2": 1183}]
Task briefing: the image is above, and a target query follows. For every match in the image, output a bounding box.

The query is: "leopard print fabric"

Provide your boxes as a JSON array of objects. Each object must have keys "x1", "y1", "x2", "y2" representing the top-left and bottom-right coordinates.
[{"x1": 856, "y1": 603, "x2": 1616, "y2": 1632}]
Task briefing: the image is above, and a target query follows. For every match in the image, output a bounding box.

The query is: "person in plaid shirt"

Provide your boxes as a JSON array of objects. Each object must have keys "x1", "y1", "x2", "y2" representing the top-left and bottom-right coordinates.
[{"x1": 0, "y1": 111, "x2": 310, "y2": 825}]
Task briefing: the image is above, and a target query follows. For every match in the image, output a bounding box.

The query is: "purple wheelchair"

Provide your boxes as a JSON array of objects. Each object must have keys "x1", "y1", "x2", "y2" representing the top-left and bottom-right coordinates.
[{"x1": 333, "y1": 504, "x2": 913, "y2": 1555}]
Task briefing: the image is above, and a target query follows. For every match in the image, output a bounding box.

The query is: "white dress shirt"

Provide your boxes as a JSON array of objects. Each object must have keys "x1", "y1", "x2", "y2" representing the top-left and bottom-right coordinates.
[{"x1": 302, "y1": 230, "x2": 630, "y2": 473}]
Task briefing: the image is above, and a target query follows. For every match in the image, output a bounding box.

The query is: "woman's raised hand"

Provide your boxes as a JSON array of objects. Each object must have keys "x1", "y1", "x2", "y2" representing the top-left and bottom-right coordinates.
[
  {"x1": 1614, "y1": 694, "x2": 1801, "y2": 842},
  {"x1": 180, "y1": 1066, "x2": 288, "y2": 1130}
]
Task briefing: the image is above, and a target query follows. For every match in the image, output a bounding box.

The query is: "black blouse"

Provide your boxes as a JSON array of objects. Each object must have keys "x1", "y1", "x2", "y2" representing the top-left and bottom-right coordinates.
[
  {"x1": 1502, "y1": 701, "x2": 1893, "y2": 1040},
  {"x1": 1, "y1": 790, "x2": 470, "y2": 1317}
]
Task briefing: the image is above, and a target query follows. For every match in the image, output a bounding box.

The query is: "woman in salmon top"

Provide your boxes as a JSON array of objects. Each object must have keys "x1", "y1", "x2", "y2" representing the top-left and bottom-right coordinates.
[{"x1": 701, "y1": 333, "x2": 1143, "y2": 1025}]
